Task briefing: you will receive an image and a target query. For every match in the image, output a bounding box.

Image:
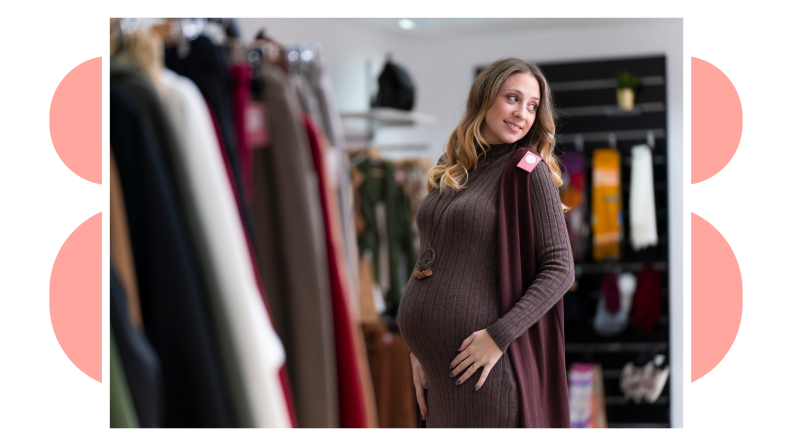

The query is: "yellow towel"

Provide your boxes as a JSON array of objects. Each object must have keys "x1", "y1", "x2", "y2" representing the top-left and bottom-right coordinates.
[{"x1": 591, "y1": 149, "x2": 622, "y2": 261}]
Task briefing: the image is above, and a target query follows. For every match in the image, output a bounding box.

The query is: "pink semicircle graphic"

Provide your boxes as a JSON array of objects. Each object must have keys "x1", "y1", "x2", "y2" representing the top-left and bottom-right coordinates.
[
  {"x1": 49, "y1": 57, "x2": 102, "y2": 185},
  {"x1": 691, "y1": 213, "x2": 742, "y2": 382},
  {"x1": 50, "y1": 212, "x2": 102, "y2": 383},
  {"x1": 692, "y1": 57, "x2": 743, "y2": 184}
]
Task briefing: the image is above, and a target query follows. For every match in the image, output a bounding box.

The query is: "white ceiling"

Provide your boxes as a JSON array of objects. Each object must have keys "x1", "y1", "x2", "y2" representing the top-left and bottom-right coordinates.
[{"x1": 345, "y1": 18, "x2": 676, "y2": 38}]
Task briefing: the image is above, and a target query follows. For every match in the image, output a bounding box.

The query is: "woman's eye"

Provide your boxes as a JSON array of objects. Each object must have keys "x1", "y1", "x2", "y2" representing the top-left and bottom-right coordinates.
[
  {"x1": 528, "y1": 103, "x2": 537, "y2": 111},
  {"x1": 508, "y1": 95, "x2": 518, "y2": 101}
]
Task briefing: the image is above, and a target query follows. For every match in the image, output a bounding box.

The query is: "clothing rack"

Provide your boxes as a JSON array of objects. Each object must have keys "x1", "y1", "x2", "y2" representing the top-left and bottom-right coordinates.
[{"x1": 110, "y1": 22, "x2": 388, "y2": 428}]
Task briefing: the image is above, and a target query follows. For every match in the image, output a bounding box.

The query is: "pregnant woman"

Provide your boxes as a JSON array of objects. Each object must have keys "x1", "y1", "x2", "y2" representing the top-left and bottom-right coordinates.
[{"x1": 397, "y1": 58, "x2": 574, "y2": 428}]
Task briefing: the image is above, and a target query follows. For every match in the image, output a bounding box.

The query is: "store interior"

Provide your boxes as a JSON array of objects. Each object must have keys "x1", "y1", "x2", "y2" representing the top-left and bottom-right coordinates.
[{"x1": 108, "y1": 17, "x2": 683, "y2": 428}]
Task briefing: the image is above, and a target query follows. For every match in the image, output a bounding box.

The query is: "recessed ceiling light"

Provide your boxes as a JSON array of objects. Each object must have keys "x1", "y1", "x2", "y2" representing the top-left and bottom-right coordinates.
[{"x1": 399, "y1": 19, "x2": 416, "y2": 30}]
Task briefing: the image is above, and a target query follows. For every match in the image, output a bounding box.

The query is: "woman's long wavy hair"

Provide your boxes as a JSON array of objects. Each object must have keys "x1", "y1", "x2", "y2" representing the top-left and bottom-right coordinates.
[{"x1": 427, "y1": 58, "x2": 566, "y2": 209}]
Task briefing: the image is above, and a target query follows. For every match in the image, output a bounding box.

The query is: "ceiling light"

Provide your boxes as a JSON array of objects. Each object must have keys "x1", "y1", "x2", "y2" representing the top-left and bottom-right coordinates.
[
  {"x1": 300, "y1": 49, "x2": 314, "y2": 62},
  {"x1": 399, "y1": 19, "x2": 416, "y2": 30}
]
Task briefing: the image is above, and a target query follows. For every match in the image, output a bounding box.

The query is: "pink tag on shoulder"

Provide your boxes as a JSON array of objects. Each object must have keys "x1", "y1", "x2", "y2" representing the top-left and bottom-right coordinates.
[{"x1": 517, "y1": 151, "x2": 543, "y2": 172}]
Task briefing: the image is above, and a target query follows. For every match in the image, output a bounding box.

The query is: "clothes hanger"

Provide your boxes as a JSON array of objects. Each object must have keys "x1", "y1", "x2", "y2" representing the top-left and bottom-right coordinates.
[
  {"x1": 574, "y1": 134, "x2": 584, "y2": 153},
  {"x1": 253, "y1": 29, "x2": 289, "y2": 73},
  {"x1": 608, "y1": 132, "x2": 617, "y2": 149}
]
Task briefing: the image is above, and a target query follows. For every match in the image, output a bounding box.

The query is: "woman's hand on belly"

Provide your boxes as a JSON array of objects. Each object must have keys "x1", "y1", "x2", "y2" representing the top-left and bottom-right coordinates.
[
  {"x1": 410, "y1": 352, "x2": 428, "y2": 420},
  {"x1": 448, "y1": 329, "x2": 504, "y2": 391}
]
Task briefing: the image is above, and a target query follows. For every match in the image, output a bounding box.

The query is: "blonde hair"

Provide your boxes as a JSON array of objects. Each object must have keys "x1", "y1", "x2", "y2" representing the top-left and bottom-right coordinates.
[{"x1": 427, "y1": 58, "x2": 566, "y2": 209}]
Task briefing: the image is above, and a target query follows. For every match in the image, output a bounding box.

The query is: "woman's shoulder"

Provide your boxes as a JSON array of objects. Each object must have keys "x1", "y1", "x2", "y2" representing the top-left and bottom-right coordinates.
[
  {"x1": 527, "y1": 156, "x2": 554, "y2": 185},
  {"x1": 532, "y1": 157, "x2": 552, "y2": 174}
]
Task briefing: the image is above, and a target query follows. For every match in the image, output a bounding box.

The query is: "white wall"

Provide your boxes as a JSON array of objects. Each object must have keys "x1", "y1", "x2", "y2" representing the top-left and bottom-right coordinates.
[{"x1": 237, "y1": 18, "x2": 683, "y2": 427}]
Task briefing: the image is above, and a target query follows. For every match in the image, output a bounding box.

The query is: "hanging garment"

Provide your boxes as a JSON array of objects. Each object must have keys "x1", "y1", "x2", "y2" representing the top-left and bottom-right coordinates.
[
  {"x1": 306, "y1": 49, "x2": 346, "y2": 149},
  {"x1": 593, "y1": 295, "x2": 629, "y2": 337},
  {"x1": 110, "y1": 65, "x2": 236, "y2": 428},
  {"x1": 393, "y1": 179, "x2": 417, "y2": 301},
  {"x1": 110, "y1": 264, "x2": 163, "y2": 428},
  {"x1": 302, "y1": 113, "x2": 368, "y2": 427},
  {"x1": 595, "y1": 271, "x2": 637, "y2": 337},
  {"x1": 202, "y1": 95, "x2": 288, "y2": 391},
  {"x1": 363, "y1": 321, "x2": 417, "y2": 428},
  {"x1": 229, "y1": 63, "x2": 254, "y2": 200},
  {"x1": 593, "y1": 272, "x2": 636, "y2": 337},
  {"x1": 292, "y1": 74, "x2": 327, "y2": 138},
  {"x1": 206, "y1": 103, "x2": 246, "y2": 226},
  {"x1": 330, "y1": 148, "x2": 362, "y2": 323},
  {"x1": 618, "y1": 272, "x2": 637, "y2": 315},
  {"x1": 301, "y1": 54, "x2": 359, "y2": 314},
  {"x1": 251, "y1": 65, "x2": 339, "y2": 428},
  {"x1": 629, "y1": 144, "x2": 659, "y2": 251},
  {"x1": 630, "y1": 264, "x2": 663, "y2": 334},
  {"x1": 164, "y1": 36, "x2": 256, "y2": 247},
  {"x1": 374, "y1": 201, "x2": 390, "y2": 297},
  {"x1": 157, "y1": 68, "x2": 291, "y2": 428},
  {"x1": 591, "y1": 149, "x2": 622, "y2": 261},
  {"x1": 358, "y1": 254, "x2": 381, "y2": 323},
  {"x1": 110, "y1": 328, "x2": 139, "y2": 428},
  {"x1": 110, "y1": 150, "x2": 143, "y2": 331},
  {"x1": 371, "y1": 60, "x2": 415, "y2": 111},
  {"x1": 560, "y1": 152, "x2": 587, "y2": 261},
  {"x1": 354, "y1": 158, "x2": 415, "y2": 312}
]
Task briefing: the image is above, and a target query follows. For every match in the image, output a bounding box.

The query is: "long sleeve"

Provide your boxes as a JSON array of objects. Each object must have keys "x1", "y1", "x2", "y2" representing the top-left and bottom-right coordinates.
[{"x1": 485, "y1": 161, "x2": 575, "y2": 352}]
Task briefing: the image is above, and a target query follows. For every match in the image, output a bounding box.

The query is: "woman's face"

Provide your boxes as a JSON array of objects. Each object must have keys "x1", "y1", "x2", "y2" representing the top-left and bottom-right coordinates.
[{"x1": 480, "y1": 72, "x2": 541, "y2": 145}]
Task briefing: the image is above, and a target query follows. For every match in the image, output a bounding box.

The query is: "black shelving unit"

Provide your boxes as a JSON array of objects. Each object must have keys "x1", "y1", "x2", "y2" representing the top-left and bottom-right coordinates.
[{"x1": 547, "y1": 55, "x2": 671, "y2": 428}]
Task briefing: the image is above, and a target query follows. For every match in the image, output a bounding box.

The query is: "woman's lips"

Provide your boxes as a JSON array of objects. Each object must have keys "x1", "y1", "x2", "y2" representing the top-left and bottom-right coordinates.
[{"x1": 505, "y1": 121, "x2": 522, "y2": 132}]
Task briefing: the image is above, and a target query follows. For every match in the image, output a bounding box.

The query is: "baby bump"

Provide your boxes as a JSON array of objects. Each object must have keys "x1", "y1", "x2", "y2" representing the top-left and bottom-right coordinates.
[{"x1": 398, "y1": 276, "x2": 501, "y2": 359}]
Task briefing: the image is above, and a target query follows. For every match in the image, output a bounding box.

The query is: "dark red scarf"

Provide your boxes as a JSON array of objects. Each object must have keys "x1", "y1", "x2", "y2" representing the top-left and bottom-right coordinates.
[{"x1": 497, "y1": 147, "x2": 570, "y2": 428}]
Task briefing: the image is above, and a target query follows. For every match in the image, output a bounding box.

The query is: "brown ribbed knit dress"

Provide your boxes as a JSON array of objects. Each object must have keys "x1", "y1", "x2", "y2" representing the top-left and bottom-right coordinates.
[{"x1": 397, "y1": 141, "x2": 574, "y2": 428}]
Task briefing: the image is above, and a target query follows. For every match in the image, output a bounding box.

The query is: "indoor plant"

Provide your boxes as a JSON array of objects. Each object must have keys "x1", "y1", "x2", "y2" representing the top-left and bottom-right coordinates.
[{"x1": 616, "y1": 71, "x2": 640, "y2": 111}]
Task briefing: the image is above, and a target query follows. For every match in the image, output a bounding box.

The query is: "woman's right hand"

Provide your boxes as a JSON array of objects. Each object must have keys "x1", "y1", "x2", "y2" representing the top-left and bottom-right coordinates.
[{"x1": 409, "y1": 352, "x2": 428, "y2": 421}]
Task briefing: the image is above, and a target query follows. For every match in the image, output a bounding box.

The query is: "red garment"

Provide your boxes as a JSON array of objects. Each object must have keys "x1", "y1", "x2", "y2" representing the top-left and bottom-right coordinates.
[
  {"x1": 208, "y1": 102, "x2": 298, "y2": 427},
  {"x1": 229, "y1": 64, "x2": 255, "y2": 200},
  {"x1": 630, "y1": 265, "x2": 663, "y2": 334},
  {"x1": 497, "y1": 147, "x2": 571, "y2": 428},
  {"x1": 278, "y1": 366, "x2": 298, "y2": 428},
  {"x1": 301, "y1": 113, "x2": 367, "y2": 428}
]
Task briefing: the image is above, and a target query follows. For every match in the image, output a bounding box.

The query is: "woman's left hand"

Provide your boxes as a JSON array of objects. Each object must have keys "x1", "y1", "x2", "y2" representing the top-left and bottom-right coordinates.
[{"x1": 449, "y1": 329, "x2": 503, "y2": 391}]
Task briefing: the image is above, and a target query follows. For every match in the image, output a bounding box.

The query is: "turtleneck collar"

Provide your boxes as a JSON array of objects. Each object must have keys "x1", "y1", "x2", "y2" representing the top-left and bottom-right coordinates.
[{"x1": 476, "y1": 141, "x2": 521, "y2": 164}]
